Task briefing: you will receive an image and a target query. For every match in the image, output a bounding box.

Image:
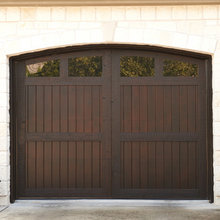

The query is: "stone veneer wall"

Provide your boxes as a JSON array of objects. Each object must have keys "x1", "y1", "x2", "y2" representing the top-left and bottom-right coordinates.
[{"x1": 0, "y1": 5, "x2": 220, "y2": 205}]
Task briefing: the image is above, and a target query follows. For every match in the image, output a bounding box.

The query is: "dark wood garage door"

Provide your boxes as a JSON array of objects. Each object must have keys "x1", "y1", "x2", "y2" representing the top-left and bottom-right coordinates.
[{"x1": 14, "y1": 47, "x2": 211, "y2": 199}]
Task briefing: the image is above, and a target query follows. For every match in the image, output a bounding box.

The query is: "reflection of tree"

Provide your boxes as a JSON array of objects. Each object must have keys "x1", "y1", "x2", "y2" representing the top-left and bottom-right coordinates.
[
  {"x1": 69, "y1": 56, "x2": 102, "y2": 77},
  {"x1": 163, "y1": 60, "x2": 198, "y2": 77},
  {"x1": 120, "y1": 56, "x2": 154, "y2": 77},
  {"x1": 26, "y1": 60, "x2": 60, "y2": 77}
]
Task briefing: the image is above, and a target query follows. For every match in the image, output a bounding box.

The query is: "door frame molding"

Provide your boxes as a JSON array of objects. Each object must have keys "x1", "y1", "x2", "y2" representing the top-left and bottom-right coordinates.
[{"x1": 9, "y1": 44, "x2": 213, "y2": 203}]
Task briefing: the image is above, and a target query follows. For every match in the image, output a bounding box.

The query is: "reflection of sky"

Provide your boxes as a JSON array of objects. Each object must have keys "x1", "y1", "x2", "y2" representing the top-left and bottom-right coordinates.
[{"x1": 27, "y1": 62, "x2": 46, "y2": 74}]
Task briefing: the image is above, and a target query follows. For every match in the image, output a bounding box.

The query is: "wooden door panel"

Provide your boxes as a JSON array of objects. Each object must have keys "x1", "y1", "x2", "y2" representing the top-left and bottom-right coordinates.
[
  {"x1": 120, "y1": 141, "x2": 198, "y2": 190},
  {"x1": 17, "y1": 50, "x2": 111, "y2": 198},
  {"x1": 112, "y1": 50, "x2": 207, "y2": 199},
  {"x1": 16, "y1": 48, "x2": 209, "y2": 199},
  {"x1": 120, "y1": 85, "x2": 199, "y2": 133}
]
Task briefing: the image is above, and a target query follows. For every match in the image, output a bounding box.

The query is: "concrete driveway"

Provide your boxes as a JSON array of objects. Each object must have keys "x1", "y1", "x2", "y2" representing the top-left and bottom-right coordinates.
[{"x1": 0, "y1": 200, "x2": 220, "y2": 220}]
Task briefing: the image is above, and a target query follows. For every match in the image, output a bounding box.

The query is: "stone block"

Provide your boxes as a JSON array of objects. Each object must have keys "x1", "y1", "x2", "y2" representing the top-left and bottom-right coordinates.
[
  {"x1": 114, "y1": 28, "x2": 130, "y2": 42},
  {"x1": 201, "y1": 37, "x2": 217, "y2": 53},
  {"x1": 213, "y1": 107, "x2": 220, "y2": 122},
  {"x1": 128, "y1": 28, "x2": 144, "y2": 43},
  {"x1": 90, "y1": 29, "x2": 103, "y2": 43},
  {"x1": 51, "y1": 7, "x2": 65, "y2": 21},
  {"x1": 0, "y1": 181, "x2": 9, "y2": 196},
  {"x1": 125, "y1": 7, "x2": 140, "y2": 20},
  {"x1": 156, "y1": 6, "x2": 172, "y2": 20},
  {"x1": 0, "y1": 196, "x2": 9, "y2": 206},
  {"x1": 66, "y1": 7, "x2": 81, "y2": 21},
  {"x1": 0, "y1": 93, "x2": 8, "y2": 108},
  {"x1": 214, "y1": 122, "x2": 220, "y2": 136},
  {"x1": 187, "y1": 6, "x2": 203, "y2": 20},
  {"x1": 0, "y1": 107, "x2": 9, "y2": 124},
  {"x1": 21, "y1": 7, "x2": 36, "y2": 21},
  {"x1": 0, "y1": 151, "x2": 9, "y2": 166},
  {"x1": 186, "y1": 35, "x2": 203, "y2": 51},
  {"x1": 0, "y1": 23, "x2": 17, "y2": 37},
  {"x1": 6, "y1": 7, "x2": 20, "y2": 21},
  {"x1": 0, "y1": 8, "x2": 6, "y2": 21},
  {"x1": 0, "y1": 166, "x2": 9, "y2": 181},
  {"x1": 214, "y1": 181, "x2": 220, "y2": 197},
  {"x1": 81, "y1": 7, "x2": 95, "y2": 21},
  {"x1": 214, "y1": 151, "x2": 220, "y2": 166},
  {"x1": 75, "y1": 29, "x2": 91, "y2": 43},
  {"x1": 36, "y1": 7, "x2": 51, "y2": 21},
  {"x1": 214, "y1": 165, "x2": 220, "y2": 181},
  {"x1": 0, "y1": 136, "x2": 9, "y2": 152},
  {"x1": 213, "y1": 92, "x2": 220, "y2": 107},
  {"x1": 172, "y1": 6, "x2": 186, "y2": 20},
  {"x1": 172, "y1": 32, "x2": 188, "y2": 49},
  {"x1": 96, "y1": 7, "x2": 111, "y2": 21},
  {"x1": 0, "y1": 79, "x2": 8, "y2": 94},
  {"x1": 141, "y1": 7, "x2": 156, "y2": 20},
  {"x1": 111, "y1": 7, "x2": 125, "y2": 21},
  {"x1": 203, "y1": 5, "x2": 218, "y2": 19}
]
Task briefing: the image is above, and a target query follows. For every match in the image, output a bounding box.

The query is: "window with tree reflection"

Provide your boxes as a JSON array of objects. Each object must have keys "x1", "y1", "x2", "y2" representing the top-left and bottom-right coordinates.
[
  {"x1": 68, "y1": 56, "x2": 102, "y2": 77},
  {"x1": 163, "y1": 60, "x2": 198, "y2": 77},
  {"x1": 120, "y1": 56, "x2": 155, "y2": 77},
  {"x1": 26, "y1": 60, "x2": 60, "y2": 77}
]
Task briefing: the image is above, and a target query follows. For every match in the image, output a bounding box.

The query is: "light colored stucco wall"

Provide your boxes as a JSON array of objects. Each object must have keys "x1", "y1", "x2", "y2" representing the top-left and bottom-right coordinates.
[{"x1": 0, "y1": 5, "x2": 220, "y2": 205}]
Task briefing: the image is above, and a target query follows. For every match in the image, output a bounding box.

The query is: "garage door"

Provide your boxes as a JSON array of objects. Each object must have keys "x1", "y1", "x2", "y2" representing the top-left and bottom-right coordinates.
[{"x1": 14, "y1": 47, "x2": 210, "y2": 199}]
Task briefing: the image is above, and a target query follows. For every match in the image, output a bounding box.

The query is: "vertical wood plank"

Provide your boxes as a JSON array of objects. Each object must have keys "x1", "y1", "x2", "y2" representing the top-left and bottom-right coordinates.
[
  {"x1": 27, "y1": 141, "x2": 36, "y2": 188},
  {"x1": 156, "y1": 86, "x2": 164, "y2": 132},
  {"x1": 188, "y1": 86, "x2": 196, "y2": 133},
  {"x1": 123, "y1": 86, "x2": 132, "y2": 133},
  {"x1": 156, "y1": 142, "x2": 164, "y2": 188},
  {"x1": 124, "y1": 142, "x2": 132, "y2": 188},
  {"x1": 180, "y1": 142, "x2": 188, "y2": 188},
  {"x1": 120, "y1": 142, "x2": 124, "y2": 188},
  {"x1": 172, "y1": 142, "x2": 180, "y2": 188},
  {"x1": 84, "y1": 142, "x2": 92, "y2": 188},
  {"x1": 148, "y1": 86, "x2": 156, "y2": 132},
  {"x1": 180, "y1": 86, "x2": 188, "y2": 132},
  {"x1": 36, "y1": 86, "x2": 44, "y2": 132},
  {"x1": 93, "y1": 141, "x2": 100, "y2": 188},
  {"x1": 60, "y1": 142, "x2": 68, "y2": 188},
  {"x1": 171, "y1": 86, "x2": 180, "y2": 132},
  {"x1": 68, "y1": 86, "x2": 76, "y2": 133},
  {"x1": 164, "y1": 142, "x2": 172, "y2": 188},
  {"x1": 36, "y1": 141, "x2": 44, "y2": 188},
  {"x1": 44, "y1": 142, "x2": 52, "y2": 188},
  {"x1": 60, "y1": 86, "x2": 68, "y2": 132},
  {"x1": 52, "y1": 86, "x2": 60, "y2": 132},
  {"x1": 131, "y1": 86, "x2": 140, "y2": 132},
  {"x1": 52, "y1": 141, "x2": 60, "y2": 188},
  {"x1": 131, "y1": 142, "x2": 140, "y2": 188},
  {"x1": 164, "y1": 86, "x2": 172, "y2": 132},
  {"x1": 140, "y1": 86, "x2": 148, "y2": 132},
  {"x1": 44, "y1": 86, "x2": 52, "y2": 133},
  {"x1": 27, "y1": 86, "x2": 36, "y2": 133},
  {"x1": 76, "y1": 141, "x2": 84, "y2": 188},
  {"x1": 84, "y1": 86, "x2": 92, "y2": 133},
  {"x1": 76, "y1": 86, "x2": 84, "y2": 133},
  {"x1": 188, "y1": 142, "x2": 197, "y2": 189},
  {"x1": 140, "y1": 142, "x2": 148, "y2": 188},
  {"x1": 68, "y1": 142, "x2": 76, "y2": 188},
  {"x1": 148, "y1": 142, "x2": 156, "y2": 188},
  {"x1": 92, "y1": 87, "x2": 100, "y2": 133},
  {"x1": 120, "y1": 86, "x2": 124, "y2": 132}
]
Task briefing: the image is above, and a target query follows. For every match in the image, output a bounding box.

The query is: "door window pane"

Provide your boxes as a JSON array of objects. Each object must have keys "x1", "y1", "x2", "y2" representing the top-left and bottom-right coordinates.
[
  {"x1": 68, "y1": 56, "x2": 102, "y2": 77},
  {"x1": 163, "y1": 59, "x2": 198, "y2": 77},
  {"x1": 120, "y1": 56, "x2": 155, "y2": 77},
  {"x1": 26, "y1": 60, "x2": 60, "y2": 77}
]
